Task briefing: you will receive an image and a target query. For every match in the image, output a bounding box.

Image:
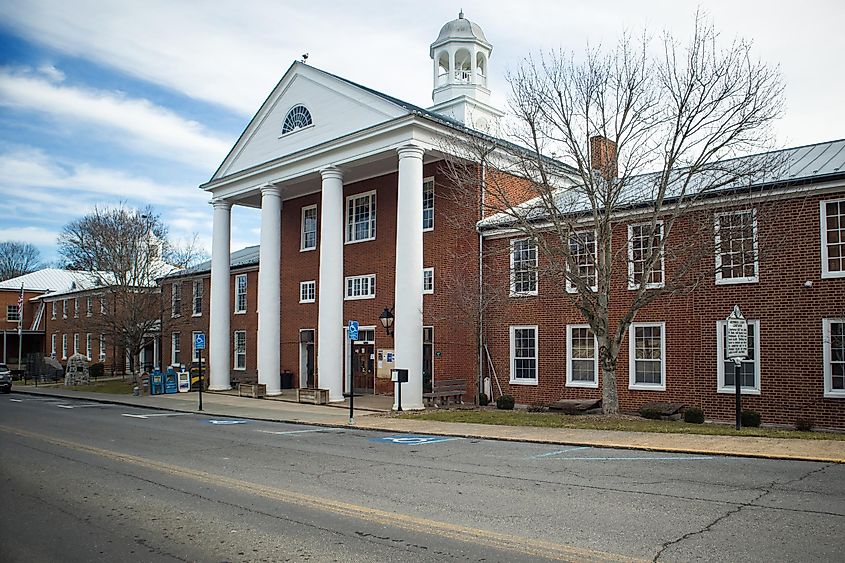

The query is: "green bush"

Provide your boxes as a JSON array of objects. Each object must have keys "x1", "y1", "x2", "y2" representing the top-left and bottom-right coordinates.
[
  {"x1": 496, "y1": 395, "x2": 515, "y2": 410},
  {"x1": 795, "y1": 417, "x2": 814, "y2": 432},
  {"x1": 741, "y1": 410, "x2": 761, "y2": 427},
  {"x1": 89, "y1": 363, "x2": 105, "y2": 379},
  {"x1": 683, "y1": 407, "x2": 705, "y2": 424},
  {"x1": 478, "y1": 392, "x2": 489, "y2": 406},
  {"x1": 639, "y1": 406, "x2": 663, "y2": 420}
]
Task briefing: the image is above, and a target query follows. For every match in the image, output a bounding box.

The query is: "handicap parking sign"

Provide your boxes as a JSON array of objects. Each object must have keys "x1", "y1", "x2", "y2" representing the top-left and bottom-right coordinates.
[
  {"x1": 370, "y1": 434, "x2": 461, "y2": 445},
  {"x1": 195, "y1": 332, "x2": 206, "y2": 350},
  {"x1": 348, "y1": 320, "x2": 359, "y2": 341}
]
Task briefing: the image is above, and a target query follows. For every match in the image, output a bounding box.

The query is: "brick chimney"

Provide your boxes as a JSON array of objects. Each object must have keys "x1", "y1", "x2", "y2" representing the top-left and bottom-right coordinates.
[{"x1": 590, "y1": 136, "x2": 617, "y2": 180}]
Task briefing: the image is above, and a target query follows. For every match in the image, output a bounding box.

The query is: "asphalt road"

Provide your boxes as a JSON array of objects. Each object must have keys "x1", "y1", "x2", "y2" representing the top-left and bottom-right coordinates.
[{"x1": 0, "y1": 394, "x2": 843, "y2": 562}]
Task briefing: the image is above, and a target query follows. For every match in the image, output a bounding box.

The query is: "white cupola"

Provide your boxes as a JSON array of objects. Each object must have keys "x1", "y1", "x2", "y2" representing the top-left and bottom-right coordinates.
[{"x1": 428, "y1": 11, "x2": 503, "y2": 131}]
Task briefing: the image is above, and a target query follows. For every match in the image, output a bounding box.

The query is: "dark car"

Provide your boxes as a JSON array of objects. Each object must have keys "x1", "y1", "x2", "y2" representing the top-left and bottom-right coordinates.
[{"x1": 0, "y1": 363, "x2": 11, "y2": 393}]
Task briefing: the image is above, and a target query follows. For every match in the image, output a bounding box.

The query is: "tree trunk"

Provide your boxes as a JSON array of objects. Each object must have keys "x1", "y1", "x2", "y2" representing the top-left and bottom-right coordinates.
[{"x1": 601, "y1": 356, "x2": 620, "y2": 415}]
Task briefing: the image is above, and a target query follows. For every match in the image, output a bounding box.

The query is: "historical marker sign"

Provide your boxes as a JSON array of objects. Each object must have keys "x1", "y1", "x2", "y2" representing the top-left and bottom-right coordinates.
[{"x1": 725, "y1": 305, "x2": 748, "y2": 359}]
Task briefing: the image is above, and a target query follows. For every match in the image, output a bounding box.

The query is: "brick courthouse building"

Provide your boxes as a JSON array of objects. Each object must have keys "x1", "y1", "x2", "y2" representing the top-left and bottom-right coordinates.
[{"x1": 164, "y1": 13, "x2": 844, "y2": 426}]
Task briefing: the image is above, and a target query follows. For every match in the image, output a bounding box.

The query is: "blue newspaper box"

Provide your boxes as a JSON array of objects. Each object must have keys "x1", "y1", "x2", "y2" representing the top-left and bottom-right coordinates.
[
  {"x1": 164, "y1": 367, "x2": 178, "y2": 394},
  {"x1": 150, "y1": 370, "x2": 164, "y2": 395}
]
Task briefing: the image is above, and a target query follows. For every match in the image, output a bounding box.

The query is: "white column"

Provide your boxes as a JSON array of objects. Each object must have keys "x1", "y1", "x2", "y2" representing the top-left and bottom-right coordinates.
[
  {"x1": 318, "y1": 167, "x2": 345, "y2": 402},
  {"x1": 209, "y1": 198, "x2": 232, "y2": 390},
  {"x1": 258, "y1": 184, "x2": 282, "y2": 396},
  {"x1": 394, "y1": 144, "x2": 425, "y2": 410}
]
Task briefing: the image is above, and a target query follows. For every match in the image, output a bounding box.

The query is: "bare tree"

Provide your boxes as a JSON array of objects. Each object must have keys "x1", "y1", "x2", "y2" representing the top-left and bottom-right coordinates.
[
  {"x1": 442, "y1": 14, "x2": 785, "y2": 414},
  {"x1": 57, "y1": 204, "x2": 183, "y2": 379},
  {"x1": 0, "y1": 241, "x2": 42, "y2": 280},
  {"x1": 167, "y1": 233, "x2": 210, "y2": 269}
]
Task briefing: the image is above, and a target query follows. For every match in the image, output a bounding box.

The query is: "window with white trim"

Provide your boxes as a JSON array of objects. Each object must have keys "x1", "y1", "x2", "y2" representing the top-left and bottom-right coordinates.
[
  {"x1": 51, "y1": 334, "x2": 56, "y2": 358},
  {"x1": 192, "y1": 331, "x2": 202, "y2": 362},
  {"x1": 74, "y1": 298, "x2": 79, "y2": 318},
  {"x1": 282, "y1": 105, "x2": 312, "y2": 135},
  {"x1": 300, "y1": 280, "x2": 316, "y2": 303},
  {"x1": 821, "y1": 199, "x2": 845, "y2": 278},
  {"x1": 423, "y1": 267, "x2": 434, "y2": 294},
  {"x1": 62, "y1": 299, "x2": 67, "y2": 318},
  {"x1": 234, "y1": 331, "x2": 246, "y2": 370},
  {"x1": 510, "y1": 325, "x2": 538, "y2": 384},
  {"x1": 99, "y1": 334, "x2": 106, "y2": 362},
  {"x1": 510, "y1": 238, "x2": 538, "y2": 296},
  {"x1": 629, "y1": 322, "x2": 665, "y2": 390},
  {"x1": 567, "y1": 230, "x2": 597, "y2": 293},
  {"x1": 51, "y1": 301, "x2": 56, "y2": 320},
  {"x1": 62, "y1": 334, "x2": 67, "y2": 359},
  {"x1": 301, "y1": 205, "x2": 317, "y2": 251},
  {"x1": 6, "y1": 305, "x2": 19, "y2": 322},
  {"x1": 171, "y1": 282, "x2": 182, "y2": 317},
  {"x1": 346, "y1": 191, "x2": 376, "y2": 243},
  {"x1": 823, "y1": 319, "x2": 845, "y2": 398},
  {"x1": 73, "y1": 333, "x2": 79, "y2": 355},
  {"x1": 100, "y1": 296, "x2": 107, "y2": 314},
  {"x1": 171, "y1": 332, "x2": 181, "y2": 365},
  {"x1": 628, "y1": 222, "x2": 664, "y2": 289},
  {"x1": 86, "y1": 296, "x2": 93, "y2": 316},
  {"x1": 86, "y1": 333, "x2": 92, "y2": 360},
  {"x1": 715, "y1": 210, "x2": 758, "y2": 284},
  {"x1": 192, "y1": 280, "x2": 203, "y2": 316},
  {"x1": 234, "y1": 274, "x2": 247, "y2": 313},
  {"x1": 716, "y1": 320, "x2": 760, "y2": 394},
  {"x1": 423, "y1": 178, "x2": 434, "y2": 231},
  {"x1": 566, "y1": 325, "x2": 598, "y2": 388},
  {"x1": 345, "y1": 274, "x2": 376, "y2": 300}
]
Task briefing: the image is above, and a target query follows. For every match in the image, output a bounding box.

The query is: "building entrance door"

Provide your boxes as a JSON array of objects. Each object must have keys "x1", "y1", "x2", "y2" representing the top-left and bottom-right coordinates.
[
  {"x1": 352, "y1": 343, "x2": 375, "y2": 394},
  {"x1": 299, "y1": 330, "x2": 315, "y2": 388}
]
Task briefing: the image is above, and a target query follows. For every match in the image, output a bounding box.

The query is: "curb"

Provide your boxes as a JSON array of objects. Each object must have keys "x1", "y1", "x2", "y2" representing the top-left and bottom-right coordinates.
[{"x1": 12, "y1": 389, "x2": 845, "y2": 464}]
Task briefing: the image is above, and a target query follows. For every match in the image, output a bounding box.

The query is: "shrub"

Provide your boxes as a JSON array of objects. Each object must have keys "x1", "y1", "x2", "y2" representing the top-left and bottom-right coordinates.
[
  {"x1": 478, "y1": 392, "x2": 489, "y2": 406},
  {"x1": 683, "y1": 407, "x2": 705, "y2": 424},
  {"x1": 496, "y1": 395, "x2": 515, "y2": 410},
  {"x1": 639, "y1": 406, "x2": 664, "y2": 420},
  {"x1": 89, "y1": 362, "x2": 105, "y2": 379},
  {"x1": 741, "y1": 410, "x2": 761, "y2": 428},
  {"x1": 527, "y1": 404, "x2": 546, "y2": 413},
  {"x1": 795, "y1": 417, "x2": 815, "y2": 432}
]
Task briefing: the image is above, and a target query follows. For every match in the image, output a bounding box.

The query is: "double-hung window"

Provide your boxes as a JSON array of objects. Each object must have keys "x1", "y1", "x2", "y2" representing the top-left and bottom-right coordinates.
[
  {"x1": 510, "y1": 238, "x2": 538, "y2": 296},
  {"x1": 423, "y1": 267, "x2": 434, "y2": 294},
  {"x1": 6, "y1": 305, "x2": 19, "y2": 322},
  {"x1": 99, "y1": 335, "x2": 106, "y2": 362},
  {"x1": 715, "y1": 210, "x2": 758, "y2": 284},
  {"x1": 73, "y1": 333, "x2": 79, "y2": 355},
  {"x1": 823, "y1": 319, "x2": 845, "y2": 398},
  {"x1": 821, "y1": 199, "x2": 845, "y2": 278},
  {"x1": 74, "y1": 298, "x2": 79, "y2": 318},
  {"x1": 62, "y1": 300, "x2": 67, "y2": 319},
  {"x1": 301, "y1": 205, "x2": 317, "y2": 251},
  {"x1": 171, "y1": 282, "x2": 182, "y2": 317},
  {"x1": 234, "y1": 274, "x2": 247, "y2": 313},
  {"x1": 51, "y1": 334, "x2": 56, "y2": 358},
  {"x1": 566, "y1": 230, "x2": 597, "y2": 292},
  {"x1": 171, "y1": 332, "x2": 181, "y2": 365},
  {"x1": 628, "y1": 222, "x2": 664, "y2": 289},
  {"x1": 716, "y1": 320, "x2": 760, "y2": 394},
  {"x1": 100, "y1": 296, "x2": 107, "y2": 314},
  {"x1": 510, "y1": 326, "x2": 538, "y2": 385},
  {"x1": 62, "y1": 334, "x2": 67, "y2": 359},
  {"x1": 422, "y1": 178, "x2": 434, "y2": 231},
  {"x1": 300, "y1": 281, "x2": 316, "y2": 303},
  {"x1": 566, "y1": 325, "x2": 598, "y2": 388},
  {"x1": 345, "y1": 274, "x2": 375, "y2": 300},
  {"x1": 629, "y1": 322, "x2": 666, "y2": 390},
  {"x1": 86, "y1": 296, "x2": 93, "y2": 316},
  {"x1": 346, "y1": 191, "x2": 377, "y2": 243},
  {"x1": 51, "y1": 301, "x2": 56, "y2": 320},
  {"x1": 234, "y1": 331, "x2": 246, "y2": 370},
  {"x1": 86, "y1": 333, "x2": 92, "y2": 360},
  {"x1": 192, "y1": 280, "x2": 203, "y2": 316}
]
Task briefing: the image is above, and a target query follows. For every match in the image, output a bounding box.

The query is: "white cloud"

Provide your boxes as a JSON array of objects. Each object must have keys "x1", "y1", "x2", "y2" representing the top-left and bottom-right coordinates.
[
  {"x1": 0, "y1": 225, "x2": 59, "y2": 247},
  {"x1": 0, "y1": 67, "x2": 232, "y2": 170}
]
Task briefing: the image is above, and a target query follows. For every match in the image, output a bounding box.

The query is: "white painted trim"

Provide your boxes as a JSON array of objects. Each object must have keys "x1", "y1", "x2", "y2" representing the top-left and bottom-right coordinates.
[
  {"x1": 345, "y1": 190, "x2": 377, "y2": 244},
  {"x1": 715, "y1": 319, "x2": 762, "y2": 395},
  {"x1": 233, "y1": 330, "x2": 247, "y2": 371},
  {"x1": 566, "y1": 324, "x2": 599, "y2": 388},
  {"x1": 714, "y1": 209, "x2": 759, "y2": 285},
  {"x1": 299, "y1": 280, "x2": 316, "y2": 303},
  {"x1": 344, "y1": 274, "x2": 376, "y2": 300},
  {"x1": 820, "y1": 198, "x2": 845, "y2": 279},
  {"x1": 509, "y1": 238, "x2": 538, "y2": 297},
  {"x1": 628, "y1": 322, "x2": 666, "y2": 391},
  {"x1": 234, "y1": 273, "x2": 248, "y2": 313},
  {"x1": 298, "y1": 328, "x2": 315, "y2": 389},
  {"x1": 566, "y1": 230, "x2": 598, "y2": 294},
  {"x1": 278, "y1": 103, "x2": 315, "y2": 138},
  {"x1": 422, "y1": 176, "x2": 435, "y2": 232},
  {"x1": 509, "y1": 325, "x2": 539, "y2": 385},
  {"x1": 300, "y1": 204, "x2": 318, "y2": 252},
  {"x1": 423, "y1": 267, "x2": 434, "y2": 294},
  {"x1": 627, "y1": 222, "x2": 665, "y2": 290},
  {"x1": 171, "y1": 332, "x2": 181, "y2": 365},
  {"x1": 823, "y1": 318, "x2": 845, "y2": 398}
]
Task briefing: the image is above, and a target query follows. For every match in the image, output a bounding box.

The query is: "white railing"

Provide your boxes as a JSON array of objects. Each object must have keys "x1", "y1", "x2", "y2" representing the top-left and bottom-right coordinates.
[{"x1": 30, "y1": 302, "x2": 44, "y2": 331}]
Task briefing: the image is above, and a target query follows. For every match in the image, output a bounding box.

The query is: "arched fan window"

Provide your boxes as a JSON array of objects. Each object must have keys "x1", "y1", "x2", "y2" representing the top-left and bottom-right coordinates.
[{"x1": 282, "y1": 105, "x2": 312, "y2": 134}]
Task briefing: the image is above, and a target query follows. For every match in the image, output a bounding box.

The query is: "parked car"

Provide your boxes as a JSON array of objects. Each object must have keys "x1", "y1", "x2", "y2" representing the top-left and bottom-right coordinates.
[{"x1": 0, "y1": 364, "x2": 11, "y2": 393}]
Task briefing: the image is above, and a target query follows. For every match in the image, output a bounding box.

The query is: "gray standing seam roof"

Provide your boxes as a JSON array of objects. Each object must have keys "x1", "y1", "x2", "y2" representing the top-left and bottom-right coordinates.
[{"x1": 161, "y1": 245, "x2": 260, "y2": 280}]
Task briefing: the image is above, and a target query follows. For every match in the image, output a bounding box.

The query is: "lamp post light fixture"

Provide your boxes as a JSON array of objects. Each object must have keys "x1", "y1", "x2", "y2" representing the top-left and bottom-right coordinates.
[{"x1": 378, "y1": 307, "x2": 394, "y2": 336}]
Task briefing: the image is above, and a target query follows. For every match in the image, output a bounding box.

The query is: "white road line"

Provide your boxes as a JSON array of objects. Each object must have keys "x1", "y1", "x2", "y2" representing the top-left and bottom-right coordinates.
[
  {"x1": 56, "y1": 404, "x2": 102, "y2": 409},
  {"x1": 122, "y1": 413, "x2": 190, "y2": 419},
  {"x1": 9, "y1": 398, "x2": 22, "y2": 402},
  {"x1": 256, "y1": 429, "x2": 326, "y2": 435}
]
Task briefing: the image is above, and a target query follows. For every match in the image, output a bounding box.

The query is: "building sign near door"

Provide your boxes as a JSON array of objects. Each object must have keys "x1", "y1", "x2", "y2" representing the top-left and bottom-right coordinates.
[{"x1": 376, "y1": 348, "x2": 395, "y2": 379}]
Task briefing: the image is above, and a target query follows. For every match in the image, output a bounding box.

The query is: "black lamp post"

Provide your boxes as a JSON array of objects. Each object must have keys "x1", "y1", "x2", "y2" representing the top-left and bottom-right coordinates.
[{"x1": 378, "y1": 307, "x2": 394, "y2": 336}]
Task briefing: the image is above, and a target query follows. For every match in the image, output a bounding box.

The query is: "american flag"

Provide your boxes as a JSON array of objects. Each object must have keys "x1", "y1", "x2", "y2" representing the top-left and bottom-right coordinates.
[{"x1": 17, "y1": 284, "x2": 24, "y2": 330}]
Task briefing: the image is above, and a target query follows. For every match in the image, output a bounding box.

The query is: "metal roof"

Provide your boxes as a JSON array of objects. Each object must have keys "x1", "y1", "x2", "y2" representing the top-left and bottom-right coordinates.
[
  {"x1": 0, "y1": 269, "x2": 99, "y2": 293},
  {"x1": 161, "y1": 245, "x2": 260, "y2": 280}
]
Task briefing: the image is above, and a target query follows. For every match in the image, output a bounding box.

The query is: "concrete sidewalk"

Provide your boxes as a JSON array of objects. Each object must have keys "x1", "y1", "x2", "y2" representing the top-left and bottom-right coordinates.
[{"x1": 12, "y1": 386, "x2": 845, "y2": 464}]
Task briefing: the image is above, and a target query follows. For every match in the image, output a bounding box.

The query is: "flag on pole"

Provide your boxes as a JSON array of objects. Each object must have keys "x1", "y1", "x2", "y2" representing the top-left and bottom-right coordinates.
[{"x1": 17, "y1": 284, "x2": 24, "y2": 331}]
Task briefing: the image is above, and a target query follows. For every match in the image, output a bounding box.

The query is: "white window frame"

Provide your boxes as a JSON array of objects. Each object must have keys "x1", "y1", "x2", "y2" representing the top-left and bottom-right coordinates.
[
  {"x1": 192, "y1": 280, "x2": 203, "y2": 316},
  {"x1": 100, "y1": 296, "x2": 107, "y2": 315},
  {"x1": 74, "y1": 298, "x2": 79, "y2": 318},
  {"x1": 823, "y1": 318, "x2": 845, "y2": 398},
  {"x1": 51, "y1": 334, "x2": 56, "y2": 358},
  {"x1": 715, "y1": 209, "x2": 759, "y2": 285},
  {"x1": 99, "y1": 334, "x2": 106, "y2": 362},
  {"x1": 51, "y1": 301, "x2": 56, "y2": 320},
  {"x1": 345, "y1": 190, "x2": 377, "y2": 244},
  {"x1": 234, "y1": 330, "x2": 246, "y2": 370},
  {"x1": 566, "y1": 230, "x2": 598, "y2": 293},
  {"x1": 628, "y1": 322, "x2": 666, "y2": 391},
  {"x1": 6, "y1": 305, "x2": 19, "y2": 322},
  {"x1": 422, "y1": 177, "x2": 435, "y2": 232},
  {"x1": 86, "y1": 296, "x2": 93, "y2": 317},
  {"x1": 234, "y1": 274, "x2": 247, "y2": 313},
  {"x1": 171, "y1": 332, "x2": 181, "y2": 365},
  {"x1": 509, "y1": 325, "x2": 539, "y2": 385},
  {"x1": 627, "y1": 221, "x2": 665, "y2": 290},
  {"x1": 192, "y1": 331, "x2": 202, "y2": 363},
  {"x1": 62, "y1": 334, "x2": 67, "y2": 359},
  {"x1": 344, "y1": 274, "x2": 376, "y2": 300},
  {"x1": 171, "y1": 282, "x2": 182, "y2": 318},
  {"x1": 300, "y1": 280, "x2": 316, "y2": 303},
  {"x1": 566, "y1": 324, "x2": 599, "y2": 388},
  {"x1": 510, "y1": 238, "x2": 538, "y2": 297},
  {"x1": 301, "y1": 204, "x2": 318, "y2": 251},
  {"x1": 62, "y1": 299, "x2": 67, "y2": 319},
  {"x1": 820, "y1": 198, "x2": 845, "y2": 279},
  {"x1": 716, "y1": 319, "x2": 761, "y2": 394},
  {"x1": 86, "y1": 333, "x2": 92, "y2": 361},
  {"x1": 423, "y1": 267, "x2": 434, "y2": 294},
  {"x1": 73, "y1": 333, "x2": 79, "y2": 355}
]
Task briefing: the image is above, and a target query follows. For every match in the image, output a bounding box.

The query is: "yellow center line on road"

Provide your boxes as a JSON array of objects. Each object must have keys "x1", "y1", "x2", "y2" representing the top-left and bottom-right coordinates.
[{"x1": 0, "y1": 424, "x2": 645, "y2": 563}]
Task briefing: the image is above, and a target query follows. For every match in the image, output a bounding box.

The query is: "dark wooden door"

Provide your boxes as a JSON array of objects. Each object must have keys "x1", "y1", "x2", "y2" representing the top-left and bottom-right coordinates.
[{"x1": 352, "y1": 344, "x2": 374, "y2": 394}]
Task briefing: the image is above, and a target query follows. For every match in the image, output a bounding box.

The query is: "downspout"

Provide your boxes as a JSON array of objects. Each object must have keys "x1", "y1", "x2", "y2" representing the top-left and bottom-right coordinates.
[{"x1": 477, "y1": 161, "x2": 486, "y2": 402}]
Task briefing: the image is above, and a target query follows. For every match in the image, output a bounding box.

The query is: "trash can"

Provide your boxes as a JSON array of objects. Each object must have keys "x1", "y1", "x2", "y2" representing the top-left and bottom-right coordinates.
[{"x1": 281, "y1": 370, "x2": 294, "y2": 389}]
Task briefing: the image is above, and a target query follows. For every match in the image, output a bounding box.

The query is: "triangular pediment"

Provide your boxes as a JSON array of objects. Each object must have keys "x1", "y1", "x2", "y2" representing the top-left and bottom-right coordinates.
[{"x1": 212, "y1": 62, "x2": 411, "y2": 180}]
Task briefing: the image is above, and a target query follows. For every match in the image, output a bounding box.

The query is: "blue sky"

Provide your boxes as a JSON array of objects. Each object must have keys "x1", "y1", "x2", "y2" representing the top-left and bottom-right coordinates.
[{"x1": 1, "y1": 0, "x2": 842, "y2": 265}]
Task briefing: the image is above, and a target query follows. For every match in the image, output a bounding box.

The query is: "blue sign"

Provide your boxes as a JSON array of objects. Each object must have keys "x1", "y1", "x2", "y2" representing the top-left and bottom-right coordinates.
[
  {"x1": 347, "y1": 320, "x2": 359, "y2": 341},
  {"x1": 370, "y1": 434, "x2": 462, "y2": 446},
  {"x1": 195, "y1": 332, "x2": 206, "y2": 350}
]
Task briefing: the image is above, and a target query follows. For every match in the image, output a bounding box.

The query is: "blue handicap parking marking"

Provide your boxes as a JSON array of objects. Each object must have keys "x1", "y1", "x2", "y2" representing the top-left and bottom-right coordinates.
[
  {"x1": 370, "y1": 434, "x2": 462, "y2": 446},
  {"x1": 206, "y1": 419, "x2": 249, "y2": 425}
]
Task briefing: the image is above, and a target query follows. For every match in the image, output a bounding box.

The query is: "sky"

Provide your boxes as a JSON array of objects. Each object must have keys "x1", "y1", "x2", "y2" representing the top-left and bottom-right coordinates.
[{"x1": 0, "y1": 0, "x2": 842, "y2": 264}]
